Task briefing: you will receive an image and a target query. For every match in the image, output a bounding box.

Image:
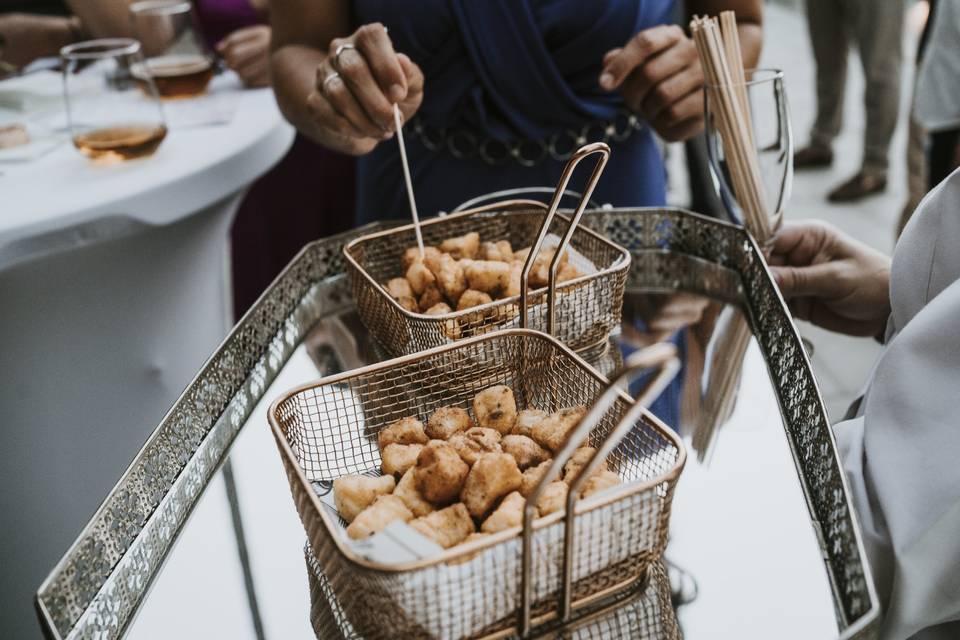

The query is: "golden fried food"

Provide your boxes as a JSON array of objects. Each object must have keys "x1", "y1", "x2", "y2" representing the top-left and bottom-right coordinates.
[
  {"x1": 333, "y1": 474, "x2": 397, "y2": 523},
  {"x1": 562, "y1": 446, "x2": 608, "y2": 485},
  {"x1": 418, "y1": 282, "x2": 445, "y2": 310},
  {"x1": 402, "y1": 246, "x2": 442, "y2": 272},
  {"x1": 536, "y1": 481, "x2": 569, "y2": 516},
  {"x1": 461, "y1": 453, "x2": 523, "y2": 517},
  {"x1": 397, "y1": 296, "x2": 419, "y2": 312},
  {"x1": 385, "y1": 277, "x2": 414, "y2": 300},
  {"x1": 448, "y1": 427, "x2": 503, "y2": 466},
  {"x1": 512, "y1": 409, "x2": 548, "y2": 438},
  {"x1": 480, "y1": 491, "x2": 527, "y2": 533},
  {"x1": 501, "y1": 434, "x2": 550, "y2": 470},
  {"x1": 457, "y1": 288, "x2": 493, "y2": 311},
  {"x1": 426, "y1": 406, "x2": 473, "y2": 440},
  {"x1": 529, "y1": 248, "x2": 570, "y2": 287},
  {"x1": 409, "y1": 502, "x2": 475, "y2": 548},
  {"x1": 503, "y1": 261, "x2": 523, "y2": 298},
  {"x1": 531, "y1": 406, "x2": 587, "y2": 452},
  {"x1": 381, "y1": 443, "x2": 424, "y2": 477},
  {"x1": 345, "y1": 494, "x2": 413, "y2": 539},
  {"x1": 558, "y1": 263, "x2": 584, "y2": 283},
  {"x1": 520, "y1": 460, "x2": 553, "y2": 497},
  {"x1": 414, "y1": 440, "x2": 470, "y2": 504},
  {"x1": 429, "y1": 253, "x2": 468, "y2": 304},
  {"x1": 405, "y1": 259, "x2": 436, "y2": 296},
  {"x1": 447, "y1": 532, "x2": 493, "y2": 565},
  {"x1": 439, "y1": 231, "x2": 480, "y2": 260},
  {"x1": 472, "y1": 385, "x2": 518, "y2": 435},
  {"x1": 464, "y1": 260, "x2": 512, "y2": 295},
  {"x1": 425, "y1": 302, "x2": 452, "y2": 315},
  {"x1": 581, "y1": 470, "x2": 621, "y2": 498},
  {"x1": 394, "y1": 468, "x2": 436, "y2": 517},
  {"x1": 377, "y1": 417, "x2": 428, "y2": 450},
  {"x1": 479, "y1": 240, "x2": 513, "y2": 262}
]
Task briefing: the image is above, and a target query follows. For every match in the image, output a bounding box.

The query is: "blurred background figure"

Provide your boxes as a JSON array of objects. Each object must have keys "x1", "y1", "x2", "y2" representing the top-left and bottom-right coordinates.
[{"x1": 793, "y1": 0, "x2": 908, "y2": 202}]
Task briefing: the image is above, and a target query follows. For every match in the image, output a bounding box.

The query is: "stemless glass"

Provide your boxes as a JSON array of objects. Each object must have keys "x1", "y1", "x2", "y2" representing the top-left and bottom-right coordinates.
[
  {"x1": 704, "y1": 68, "x2": 793, "y2": 232},
  {"x1": 61, "y1": 38, "x2": 167, "y2": 162},
  {"x1": 129, "y1": 0, "x2": 214, "y2": 98}
]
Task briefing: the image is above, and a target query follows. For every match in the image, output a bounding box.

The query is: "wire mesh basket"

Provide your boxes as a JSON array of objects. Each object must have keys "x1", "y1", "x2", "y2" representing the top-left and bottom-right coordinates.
[
  {"x1": 343, "y1": 144, "x2": 631, "y2": 358},
  {"x1": 269, "y1": 329, "x2": 685, "y2": 639}
]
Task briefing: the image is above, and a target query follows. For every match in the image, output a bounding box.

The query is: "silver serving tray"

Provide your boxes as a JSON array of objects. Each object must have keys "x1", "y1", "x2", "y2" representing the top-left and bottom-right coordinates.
[{"x1": 35, "y1": 208, "x2": 880, "y2": 639}]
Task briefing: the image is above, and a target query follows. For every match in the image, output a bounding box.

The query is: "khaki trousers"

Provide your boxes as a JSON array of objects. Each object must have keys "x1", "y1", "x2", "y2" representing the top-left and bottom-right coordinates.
[{"x1": 806, "y1": 0, "x2": 908, "y2": 174}]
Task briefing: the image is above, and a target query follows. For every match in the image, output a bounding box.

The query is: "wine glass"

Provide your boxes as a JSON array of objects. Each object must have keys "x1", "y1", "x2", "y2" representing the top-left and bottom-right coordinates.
[
  {"x1": 704, "y1": 68, "x2": 793, "y2": 234},
  {"x1": 61, "y1": 38, "x2": 167, "y2": 162},
  {"x1": 129, "y1": 0, "x2": 214, "y2": 99}
]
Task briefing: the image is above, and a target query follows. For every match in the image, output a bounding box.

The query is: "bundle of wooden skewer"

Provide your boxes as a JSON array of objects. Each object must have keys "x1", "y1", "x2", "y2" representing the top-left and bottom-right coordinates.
[{"x1": 689, "y1": 13, "x2": 774, "y2": 460}]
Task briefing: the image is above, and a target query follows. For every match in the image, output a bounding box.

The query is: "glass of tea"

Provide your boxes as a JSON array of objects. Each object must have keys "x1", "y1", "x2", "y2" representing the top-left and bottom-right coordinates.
[
  {"x1": 129, "y1": 0, "x2": 214, "y2": 99},
  {"x1": 61, "y1": 38, "x2": 168, "y2": 162}
]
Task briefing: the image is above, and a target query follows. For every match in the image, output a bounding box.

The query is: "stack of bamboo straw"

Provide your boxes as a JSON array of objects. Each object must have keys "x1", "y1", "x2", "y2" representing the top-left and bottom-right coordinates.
[{"x1": 689, "y1": 13, "x2": 774, "y2": 460}]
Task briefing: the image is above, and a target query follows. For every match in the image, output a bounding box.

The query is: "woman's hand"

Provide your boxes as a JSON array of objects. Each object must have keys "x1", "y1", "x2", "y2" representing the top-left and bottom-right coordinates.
[
  {"x1": 769, "y1": 221, "x2": 892, "y2": 337},
  {"x1": 305, "y1": 23, "x2": 423, "y2": 155},
  {"x1": 600, "y1": 25, "x2": 705, "y2": 142},
  {"x1": 217, "y1": 25, "x2": 271, "y2": 88}
]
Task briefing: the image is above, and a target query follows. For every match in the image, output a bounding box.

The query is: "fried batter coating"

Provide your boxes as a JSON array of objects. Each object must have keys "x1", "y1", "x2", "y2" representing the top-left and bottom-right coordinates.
[
  {"x1": 480, "y1": 491, "x2": 526, "y2": 533},
  {"x1": 409, "y1": 502, "x2": 475, "y2": 548},
  {"x1": 426, "y1": 406, "x2": 473, "y2": 440},
  {"x1": 457, "y1": 288, "x2": 493, "y2": 311},
  {"x1": 402, "y1": 246, "x2": 442, "y2": 272},
  {"x1": 396, "y1": 296, "x2": 419, "y2": 312},
  {"x1": 418, "y1": 282, "x2": 445, "y2": 310},
  {"x1": 414, "y1": 440, "x2": 470, "y2": 504},
  {"x1": 558, "y1": 263, "x2": 583, "y2": 283},
  {"x1": 425, "y1": 302, "x2": 452, "y2": 315},
  {"x1": 536, "y1": 481, "x2": 569, "y2": 516},
  {"x1": 393, "y1": 468, "x2": 436, "y2": 517},
  {"x1": 345, "y1": 494, "x2": 413, "y2": 539},
  {"x1": 531, "y1": 406, "x2": 587, "y2": 452},
  {"x1": 460, "y1": 453, "x2": 523, "y2": 517},
  {"x1": 512, "y1": 409, "x2": 548, "y2": 438},
  {"x1": 377, "y1": 417, "x2": 428, "y2": 450},
  {"x1": 562, "y1": 446, "x2": 608, "y2": 485},
  {"x1": 428, "y1": 253, "x2": 468, "y2": 304},
  {"x1": 405, "y1": 259, "x2": 436, "y2": 296},
  {"x1": 447, "y1": 532, "x2": 493, "y2": 565},
  {"x1": 464, "y1": 260, "x2": 512, "y2": 295},
  {"x1": 581, "y1": 470, "x2": 621, "y2": 498},
  {"x1": 503, "y1": 262, "x2": 523, "y2": 298},
  {"x1": 501, "y1": 434, "x2": 550, "y2": 470},
  {"x1": 333, "y1": 474, "x2": 397, "y2": 523},
  {"x1": 520, "y1": 460, "x2": 553, "y2": 498},
  {"x1": 472, "y1": 385, "x2": 518, "y2": 435},
  {"x1": 448, "y1": 427, "x2": 503, "y2": 466},
  {"x1": 529, "y1": 248, "x2": 570, "y2": 287},
  {"x1": 381, "y1": 443, "x2": 424, "y2": 477},
  {"x1": 439, "y1": 231, "x2": 480, "y2": 260},
  {"x1": 479, "y1": 240, "x2": 513, "y2": 262},
  {"x1": 385, "y1": 277, "x2": 414, "y2": 300}
]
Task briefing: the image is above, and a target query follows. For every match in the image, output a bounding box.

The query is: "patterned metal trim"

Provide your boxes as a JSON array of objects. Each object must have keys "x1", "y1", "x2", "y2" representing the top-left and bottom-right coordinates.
[{"x1": 36, "y1": 209, "x2": 879, "y2": 639}]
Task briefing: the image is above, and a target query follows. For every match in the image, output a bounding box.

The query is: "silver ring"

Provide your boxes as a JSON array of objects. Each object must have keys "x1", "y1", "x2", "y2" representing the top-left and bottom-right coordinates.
[
  {"x1": 322, "y1": 71, "x2": 340, "y2": 93},
  {"x1": 333, "y1": 43, "x2": 356, "y2": 69}
]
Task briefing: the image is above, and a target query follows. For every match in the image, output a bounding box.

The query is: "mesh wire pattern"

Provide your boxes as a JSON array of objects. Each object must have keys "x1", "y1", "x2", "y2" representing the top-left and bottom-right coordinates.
[
  {"x1": 271, "y1": 330, "x2": 682, "y2": 639},
  {"x1": 344, "y1": 208, "x2": 630, "y2": 357}
]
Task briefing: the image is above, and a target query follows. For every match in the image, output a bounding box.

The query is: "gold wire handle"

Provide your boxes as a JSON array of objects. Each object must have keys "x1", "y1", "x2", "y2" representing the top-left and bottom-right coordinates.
[
  {"x1": 518, "y1": 142, "x2": 610, "y2": 336},
  {"x1": 519, "y1": 342, "x2": 681, "y2": 636}
]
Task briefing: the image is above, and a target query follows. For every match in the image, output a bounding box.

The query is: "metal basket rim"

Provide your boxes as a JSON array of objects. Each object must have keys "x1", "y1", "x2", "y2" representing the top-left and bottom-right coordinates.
[
  {"x1": 267, "y1": 327, "x2": 686, "y2": 575},
  {"x1": 341, "y1": 208, "x2": 632, "y2": 321}
]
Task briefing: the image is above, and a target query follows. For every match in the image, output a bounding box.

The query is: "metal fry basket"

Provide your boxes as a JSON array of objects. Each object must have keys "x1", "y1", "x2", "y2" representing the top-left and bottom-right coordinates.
[
  {"x1": 269, "y1": 329, "x2": 685, "y2": 639},
  {"x1": 343, "y1": 143, "x2": 631, "y2": 358}
]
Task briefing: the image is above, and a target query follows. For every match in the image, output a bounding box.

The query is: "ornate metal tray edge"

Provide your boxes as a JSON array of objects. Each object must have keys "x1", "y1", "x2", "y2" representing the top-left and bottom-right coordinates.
[{"x1": 35, "y1": 208, "x2": 880, "y2": 639}]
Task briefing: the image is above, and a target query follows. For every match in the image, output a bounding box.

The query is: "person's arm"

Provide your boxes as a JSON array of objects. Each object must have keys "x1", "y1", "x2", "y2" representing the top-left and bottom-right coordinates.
[
  {"x1": 0, "y1": 13, "x2": 83, "y2": 68},
  {"x1": 768, "y1": 221, "x2": 891, "y2": 337},
  {"x1": 599, "y1": 0, "x2": 762, "y2": 142},
  {"x1": 270, "y1": 0, "x2": 422, "y2": 155}
]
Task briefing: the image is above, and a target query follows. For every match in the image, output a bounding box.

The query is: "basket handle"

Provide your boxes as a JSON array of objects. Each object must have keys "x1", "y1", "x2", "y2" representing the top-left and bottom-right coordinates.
[
  {"x1": 452, "y1": 198, "x2": 550, "y2": 216},
  {"x1": 519, "y1": 142, "x2": 610, "y2": 336},
  {"x1": 519, "y1": 342, "x2": 681, "y2": 637}
]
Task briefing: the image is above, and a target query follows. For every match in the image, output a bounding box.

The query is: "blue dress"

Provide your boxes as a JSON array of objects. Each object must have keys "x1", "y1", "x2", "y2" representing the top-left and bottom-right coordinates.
[{"x1": 352, "y1": 0, "x2": 684, "y2": 428}]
